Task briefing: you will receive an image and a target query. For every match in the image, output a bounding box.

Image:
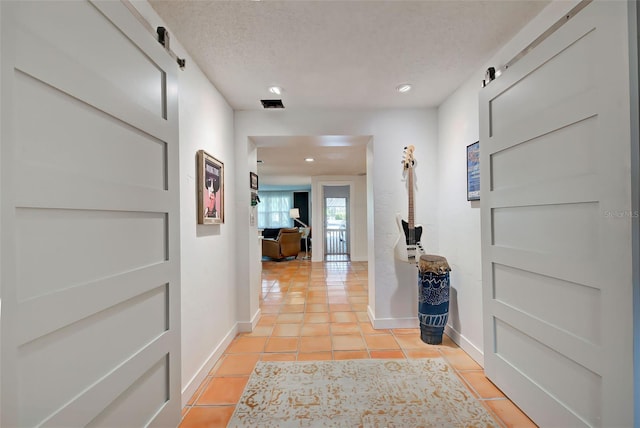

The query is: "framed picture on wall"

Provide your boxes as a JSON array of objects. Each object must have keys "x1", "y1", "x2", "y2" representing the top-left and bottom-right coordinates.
[
  {"x1": 197, "y1": 150, "x2": 224, "y2": 224},
  {"x1": 250, "y1": 172, "x2": 259, "y2": 190},
  {"x1": 467, "y1": 141, "x2": 480, "y2": 201}
]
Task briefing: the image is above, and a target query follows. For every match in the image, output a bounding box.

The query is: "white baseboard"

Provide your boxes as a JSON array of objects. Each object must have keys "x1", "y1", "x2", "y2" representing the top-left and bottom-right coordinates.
[
  {"x1": 367, "y1": 305, "x2": 375, "y2": 325},
  {"x1": 374, "y1": 317, "x2": 420, "y2": 329},
  {"x1": 368, "y1": 306, "x2": 420, "y2": 330},
  {"x1": 367, "y1": 309, "x2": 484, "y2": 366},
  {"x1": 181, "y1": 323, "x2": 238, "y2": 408},
  {"x1": 444, "y1": 324, "x2": 484, "y2": 367},
  {"x1": 182, "y1": 308, "x2": 261, "y2": 406},
  {"x1": 366, "y1": 305, "x2": 376, "y2": 327},
  {"x1": 237, "y1": 308, "x2": 261, "y2": 332}
]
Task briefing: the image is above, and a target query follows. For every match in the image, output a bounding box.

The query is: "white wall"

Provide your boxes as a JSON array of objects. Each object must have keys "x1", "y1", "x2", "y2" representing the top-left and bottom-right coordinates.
[
  {"x1": 133, "y1": 2, "x2": 237, "y2": 406},
  {"x1": 631, "y1": 1, "x2": 640, "y2": 422},
  {"x1": 241, "y1": 139, "x2": 261, "y2": 332},
  {"x1": 366, "y1": 141, "x2": 376, "y2": 319},
  {"x1": 235, "y1": 109, "x2": 438, "y2": 329},
  {"x1": 311, "y1": 176, "x2": 367, "y2": 262},
  {"x1": 437, "y1": 80, "x2": 484, "y2": 362},
  {"x1": 436, "y1": 0, "x2": 581, "y2": 365},
  {"x1": 0, "y1": 0, "x2": 3, "y2": 414}
]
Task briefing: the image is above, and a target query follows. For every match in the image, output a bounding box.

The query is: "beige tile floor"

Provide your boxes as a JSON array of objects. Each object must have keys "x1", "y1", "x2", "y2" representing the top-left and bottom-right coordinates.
[{"x1": 180, "y1": 258, "x2": 537, "y2": 428}]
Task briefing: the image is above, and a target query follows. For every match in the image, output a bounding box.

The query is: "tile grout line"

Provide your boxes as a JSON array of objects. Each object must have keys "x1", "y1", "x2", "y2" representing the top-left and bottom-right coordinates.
[{"x1": 183, "y1": 259, "x2": 526, "y2": 428}]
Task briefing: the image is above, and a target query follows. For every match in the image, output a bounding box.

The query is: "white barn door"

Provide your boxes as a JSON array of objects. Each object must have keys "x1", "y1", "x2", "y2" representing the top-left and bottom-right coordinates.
[
  {"x1": 0, "y1": 1, "x2": 181, "y2": 426},
  {"x1": 480, "y1": 1, "x2": 634, "y2": 427}
]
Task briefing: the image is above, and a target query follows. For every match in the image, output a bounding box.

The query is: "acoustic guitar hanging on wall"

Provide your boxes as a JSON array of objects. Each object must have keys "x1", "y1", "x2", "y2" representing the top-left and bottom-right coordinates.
[{"x1": 394, "y1": 145, "x2": 425, "y2": 263}]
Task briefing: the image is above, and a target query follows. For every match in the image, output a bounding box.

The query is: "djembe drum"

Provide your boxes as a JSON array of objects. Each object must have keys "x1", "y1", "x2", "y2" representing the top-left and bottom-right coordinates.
[{"x1": 418, "y1": 255, "x2": 451, "y2": 345}]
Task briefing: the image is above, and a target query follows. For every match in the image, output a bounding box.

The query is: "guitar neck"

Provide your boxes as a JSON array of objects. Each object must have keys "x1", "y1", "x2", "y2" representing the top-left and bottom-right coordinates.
[{"x1": 408, "y1": 166, "x2": 414, "y2": 229}]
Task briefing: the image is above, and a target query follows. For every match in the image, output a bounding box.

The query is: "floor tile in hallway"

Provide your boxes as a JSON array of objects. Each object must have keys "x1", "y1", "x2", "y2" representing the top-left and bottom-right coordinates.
[{"x1": 180, "y1": 258, "x2": 537, "y2": 428}]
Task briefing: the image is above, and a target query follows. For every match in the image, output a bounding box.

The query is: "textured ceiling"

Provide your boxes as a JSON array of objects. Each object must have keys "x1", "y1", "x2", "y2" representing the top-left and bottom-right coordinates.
[
  {"x1": 149, "y1": 0, "x2": 548, "y2": 110},
  {"x1": 149, "y1": 0, "x2": 548, "y2": 183}
]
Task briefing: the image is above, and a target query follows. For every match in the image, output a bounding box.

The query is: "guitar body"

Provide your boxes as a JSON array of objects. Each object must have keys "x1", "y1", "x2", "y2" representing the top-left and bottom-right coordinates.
[
  {"x1": 394, "y1": 214, "x2": 425, "y2": 263},
  {"x1": 401, "y1": 219, "x2": 423, "y2": 245}
]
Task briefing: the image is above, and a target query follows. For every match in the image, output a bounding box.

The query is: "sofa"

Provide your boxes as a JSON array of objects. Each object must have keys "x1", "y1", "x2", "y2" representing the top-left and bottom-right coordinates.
[
  {"x1": 261, "y1": 228, "x2": 285, "y2": 240},
  {"x1": 262, "y1": 228, "x2": 302, "y2": 260},
  {"x1": 263, "y1": 227, "x2": 311, "y2": 248}
]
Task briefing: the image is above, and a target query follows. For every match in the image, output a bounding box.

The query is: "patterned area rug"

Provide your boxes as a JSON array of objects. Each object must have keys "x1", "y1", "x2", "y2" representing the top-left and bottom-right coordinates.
[{"x1": 228, "y1": 358, "x2": 498, "y2": 427}]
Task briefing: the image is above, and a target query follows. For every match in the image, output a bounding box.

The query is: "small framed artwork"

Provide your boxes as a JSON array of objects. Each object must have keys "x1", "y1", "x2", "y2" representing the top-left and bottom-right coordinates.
[
  {"x1": 197, "y1": 150, "x2": 224, "y2": 224},
  {"x1": 467, "y1": 141, "x2": 480, "y2": 201},
  {"x1": 250, "y1": 172, "x2": 259, "y2": 190}
]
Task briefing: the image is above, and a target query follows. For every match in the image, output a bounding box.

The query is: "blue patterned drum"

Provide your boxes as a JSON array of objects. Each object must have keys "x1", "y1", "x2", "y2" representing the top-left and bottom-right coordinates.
[{"x1": 418, "y1": 255, "x2": 451, "y2": 345}]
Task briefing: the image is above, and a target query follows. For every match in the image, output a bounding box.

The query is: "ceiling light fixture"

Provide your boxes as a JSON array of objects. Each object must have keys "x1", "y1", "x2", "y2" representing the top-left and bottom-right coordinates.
[
  {"x1": 396, "y1": 83, "x2": 412, "y2": 93},
  {"x1": 269, "y1": 86, "x2": 282, "y2": 95},
  {"x1": 305, "y1": 158, "x2": 315, "y2": 162}
]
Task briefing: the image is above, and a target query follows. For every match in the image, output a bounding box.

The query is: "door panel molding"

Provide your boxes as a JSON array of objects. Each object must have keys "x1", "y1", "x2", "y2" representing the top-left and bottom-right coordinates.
[
  {"x1": 480, "y1": 1, "x2": 633, "y2": 426},
  {"x1": 0, "y1": 1, "x2": 181, "y2": 426}
]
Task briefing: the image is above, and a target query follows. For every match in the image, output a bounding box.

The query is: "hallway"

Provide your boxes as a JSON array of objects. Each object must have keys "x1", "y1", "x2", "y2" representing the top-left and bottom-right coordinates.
[{"x1": 179, "y1": 259, "x2": 536, "y2": 427}]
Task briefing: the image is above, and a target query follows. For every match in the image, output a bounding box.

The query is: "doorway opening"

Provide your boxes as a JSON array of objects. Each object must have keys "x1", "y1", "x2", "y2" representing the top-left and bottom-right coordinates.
[{"x1": 324, "y1": 185, "x2": 350, "y2": 261}]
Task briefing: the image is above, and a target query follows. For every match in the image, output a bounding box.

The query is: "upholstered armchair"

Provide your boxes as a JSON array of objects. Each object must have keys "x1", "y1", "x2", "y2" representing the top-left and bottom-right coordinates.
[{"x1": 262, "y1": 228, "x2": 302, "y2": 260}]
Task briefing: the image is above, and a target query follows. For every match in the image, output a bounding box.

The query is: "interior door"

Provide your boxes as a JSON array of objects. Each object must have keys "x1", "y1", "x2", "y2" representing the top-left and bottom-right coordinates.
[
  {"x1": 0, "y1": 1, "x2": 181, "y2": 426},
  {"x1": 480, "y1": 1, "x2": 634, "y2": 426}
]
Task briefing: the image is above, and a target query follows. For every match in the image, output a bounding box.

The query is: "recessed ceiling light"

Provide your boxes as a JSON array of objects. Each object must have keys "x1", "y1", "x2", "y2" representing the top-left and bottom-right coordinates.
[
  {"x1": 269, "y1": 86, "x2": 282, "y2": 95},
  {"x1": 396, "y1": 83, "x2": 412, "y2": 93},
  {"x1": 305, "y1": 158, "x2": 315, "y2": 162}
]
